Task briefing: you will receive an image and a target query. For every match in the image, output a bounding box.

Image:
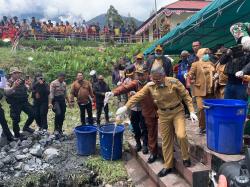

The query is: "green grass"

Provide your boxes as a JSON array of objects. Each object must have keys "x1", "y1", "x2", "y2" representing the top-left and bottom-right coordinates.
[
  {"x1": 0, "y1": 41, "x2": 148, "y2": 186},
  {"x1": 0, "y1": 41, "x2": 152, "y2": 83},
  {"x1": 0, "y1": 47, "x2": 35, "y2": 71},
  {"x1": 19, "y1": 38, "x2": 101, "y2": 49},
  {"x1": 85, "y1": 156, "x2": 128, "y2": 184}
]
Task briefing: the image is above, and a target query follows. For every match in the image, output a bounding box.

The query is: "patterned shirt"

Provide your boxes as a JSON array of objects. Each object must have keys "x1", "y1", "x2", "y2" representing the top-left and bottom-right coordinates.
[{"x1": 50, "y1": 79, "x2": 67, "y2": 99}]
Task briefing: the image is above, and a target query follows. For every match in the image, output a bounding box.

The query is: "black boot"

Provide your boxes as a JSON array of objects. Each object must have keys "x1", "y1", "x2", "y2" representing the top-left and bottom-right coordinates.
[
  {"x1": 183, "y1": 159, "x2": 191, "y2": 167},
  {"x1": 23, "y1": 126, "x2": 35, "y2": 133},
  {"x1": 147, "y1": 154, "x2": 157, "y2": 164},
  {"x1": 157, "y1": 168, "x2": 172, "y2": 177},
  {"x1": 142, "y1": 145, "x2": 148, "y2": 154},
  {"x1": 135, "y1": 139, "x2": 142, "y2": 152},
  {"x1": 6, "y1": 134, "x2": 18, "y2": 142},
  {"x1": 15, "y1": 133, "x2": 27, "y2": 141}
]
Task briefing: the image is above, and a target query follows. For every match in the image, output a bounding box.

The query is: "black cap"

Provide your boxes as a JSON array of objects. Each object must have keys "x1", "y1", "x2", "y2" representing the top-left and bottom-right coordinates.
[
  {"x1": 58, "y1": 72, "x2": 66, "y2": 78},
  {"x1": 125, "y1": 64, "x2": 135, "y2": 76}
]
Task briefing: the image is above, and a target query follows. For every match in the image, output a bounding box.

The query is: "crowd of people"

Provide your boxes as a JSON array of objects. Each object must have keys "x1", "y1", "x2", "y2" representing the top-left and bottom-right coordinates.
[
  {"x1": 1, "y1": 22, "x2": 250, "y2": 183},
  {"x1": 0, "y1": 16, "x2": 137, "y2": 42},
  {"x1": 0, "y1": 68, "x2": 113, "y2": 140},
  {"x1": 107, "y1": 22, "x2": 250, "y2": 178}
]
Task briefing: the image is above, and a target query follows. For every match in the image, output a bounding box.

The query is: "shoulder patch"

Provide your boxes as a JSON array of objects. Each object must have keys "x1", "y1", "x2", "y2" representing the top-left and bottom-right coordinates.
[
  {"x1": 170, "y1": 80, "x2": 177, "y2": 83},
  {"x1": 167, "y1": 77, "x2": 178, "y2": 84}
]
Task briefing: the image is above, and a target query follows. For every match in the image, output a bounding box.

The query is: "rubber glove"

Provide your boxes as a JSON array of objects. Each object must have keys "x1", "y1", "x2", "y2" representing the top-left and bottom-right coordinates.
[
  {"x1": 104, "y1": 92, "x2": 114, "y2": 106},
  {"x1": 105, "y1": 92, "x2": 114, "y2": 98},
  {"x1": 116, "y1": 106, "x2": 128, "y2": 116},
  {"x1": 190, "y1": 112, "x2": 198, "y2": 123},
  {"x1": 235, "y1": 71, "x2": 244, "y2": 78},
  {"x1": 129, "y1": 91, "x2": 136, "y2": 95},
  {"x1": 184, "y1": 73, "x2": 188, "y2": 80},
  {"x1": 117, "y1": 81, "x2": 122, "y2": 86},
  {"x1": 213, "y1": 73, "x2": 219, "y2": 80}
]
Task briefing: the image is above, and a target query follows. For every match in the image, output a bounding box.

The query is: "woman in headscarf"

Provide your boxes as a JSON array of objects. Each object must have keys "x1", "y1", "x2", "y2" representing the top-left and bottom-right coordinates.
[{"x1": 188, "y1": 48, "x2": 215, "y2": 134}]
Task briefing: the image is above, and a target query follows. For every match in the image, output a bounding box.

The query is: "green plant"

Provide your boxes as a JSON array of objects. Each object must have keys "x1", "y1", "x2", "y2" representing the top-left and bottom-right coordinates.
[{"x1": 85, "y1": 156, "x2": 128, "y2": 184}]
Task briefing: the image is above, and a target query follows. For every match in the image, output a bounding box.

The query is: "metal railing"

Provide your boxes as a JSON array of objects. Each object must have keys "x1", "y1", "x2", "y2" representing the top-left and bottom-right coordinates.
[{"x1": 1, "y1": 30, "x2": 151, "y2": 44}]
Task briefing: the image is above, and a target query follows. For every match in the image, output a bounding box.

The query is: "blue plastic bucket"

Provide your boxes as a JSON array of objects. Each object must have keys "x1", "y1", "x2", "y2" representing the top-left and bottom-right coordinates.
[
  {"x1": 98, "y1": 124, "x2": 125, "y2": 160},
  {"x1": 74, "y1": 125, "x2": 97, "y2": 156},
  {"x1": 203, "y1": 99, "x2": 247, "y2": 154}
]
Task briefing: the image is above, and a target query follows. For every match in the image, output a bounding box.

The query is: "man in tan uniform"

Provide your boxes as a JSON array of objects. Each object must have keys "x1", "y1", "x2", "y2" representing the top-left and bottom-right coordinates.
[{"x1": 116, "y1": 66, "x2": 198, "y2": 177}]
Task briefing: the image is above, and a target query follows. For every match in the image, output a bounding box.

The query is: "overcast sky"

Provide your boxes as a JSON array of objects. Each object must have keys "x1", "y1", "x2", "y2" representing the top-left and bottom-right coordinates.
[{"x1": 0, "y1": 0, "x2": 177, "y2": 21}]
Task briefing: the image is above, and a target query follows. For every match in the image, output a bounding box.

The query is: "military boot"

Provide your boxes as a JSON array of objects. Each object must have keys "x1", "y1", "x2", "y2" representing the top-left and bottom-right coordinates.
[{"x1": 135, "y1": 139, "x2": 142, "y2": 152}]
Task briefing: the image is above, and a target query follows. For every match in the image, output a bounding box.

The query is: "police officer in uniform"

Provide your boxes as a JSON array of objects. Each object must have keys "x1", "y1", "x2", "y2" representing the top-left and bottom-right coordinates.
[
  {"x1": 49, "y1": 72, "x2": 70, "y2": 137},
  {"x1": 116, "y1": 65, "x2": 198, "y2": 177},
  {"x1": 0, "y1": 89, "x2": 16, "y2": 141},
  {"x1": 4, "y1": 67, "x2": 35, "y2": 139}
]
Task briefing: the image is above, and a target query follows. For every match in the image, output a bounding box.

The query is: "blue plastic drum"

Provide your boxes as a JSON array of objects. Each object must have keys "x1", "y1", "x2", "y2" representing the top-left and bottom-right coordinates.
[
  {"x1": 74, "y1": 125, "x2": 97, "y2": 156},
  {"x1": 98, "y1": 124, "x2": 125, "y2": 160},
  {"x1": 203, "y1": 99, "x2": 247, "y2": 154}
]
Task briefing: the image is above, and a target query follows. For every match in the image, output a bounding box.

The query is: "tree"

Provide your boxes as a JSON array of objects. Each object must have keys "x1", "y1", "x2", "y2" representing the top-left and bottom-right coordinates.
[
  {"x1": 106, "y1": 5, "x2": 124, "y2": 27},
  {"x1": 127, "y1": 16, "x2": 137, "y2": 34}
]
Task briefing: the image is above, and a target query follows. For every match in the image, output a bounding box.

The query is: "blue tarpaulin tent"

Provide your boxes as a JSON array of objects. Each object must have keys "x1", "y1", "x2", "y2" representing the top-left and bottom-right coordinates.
[{"x1": 144, "y1": 0, "x2": 250, "y2": 55}]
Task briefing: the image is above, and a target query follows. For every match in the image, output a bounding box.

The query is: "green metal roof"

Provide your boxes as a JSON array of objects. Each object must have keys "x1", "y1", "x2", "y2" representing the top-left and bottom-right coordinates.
[{"x1": 144, "y1": 0, "x2": 250, "y2": 55}]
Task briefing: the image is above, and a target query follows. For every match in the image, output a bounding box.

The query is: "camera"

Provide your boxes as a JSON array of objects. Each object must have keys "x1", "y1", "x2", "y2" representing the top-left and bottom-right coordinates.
[
  {"x1": 18, "y1": 78, "x2": 25, "y2": 85},
  {"x1": 218, "y1": 148, "x2": 250, "y2": 187}
]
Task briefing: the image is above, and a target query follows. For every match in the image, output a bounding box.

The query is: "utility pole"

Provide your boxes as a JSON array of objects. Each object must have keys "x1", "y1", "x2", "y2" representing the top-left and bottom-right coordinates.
[{"x1": 154, "y1": 0, "x2": 159, "y2": 39}]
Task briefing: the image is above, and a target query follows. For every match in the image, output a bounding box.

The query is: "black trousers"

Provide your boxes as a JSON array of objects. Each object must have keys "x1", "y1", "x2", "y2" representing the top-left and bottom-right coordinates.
[
  {"x1": 130, "y1": 110, "x2": 148, "y2": 146},
  {"x1": 9, "y1": 102, "x2": 34, "y2": 137},
  {"x1": 96, "y1": 103, "x2": 109, "y2": 125},
  {"x1": 53, "y1": 100, "x2": 66, "y2": 133},
  {"x1": 0, "y1": 106, "x2": 13, "y2": 139},
  {"x1": 78, "y1": 102, "x2": 93, "y2": 125},
  {"x1": 34, "y1": 101, "x2": 48, "y2": 130},
  {"x1": 183, "y1": 88, "x2": 191, "y2": 115}
]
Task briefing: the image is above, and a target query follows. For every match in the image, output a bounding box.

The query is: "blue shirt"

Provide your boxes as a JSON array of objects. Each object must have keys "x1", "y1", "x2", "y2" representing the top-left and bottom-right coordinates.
[
  {"x1": 177, "y1": 59, "x2": 189, "y2": 85},
  {"x1": 187, "y1": 53, "x2": 197, "y2": 66}
]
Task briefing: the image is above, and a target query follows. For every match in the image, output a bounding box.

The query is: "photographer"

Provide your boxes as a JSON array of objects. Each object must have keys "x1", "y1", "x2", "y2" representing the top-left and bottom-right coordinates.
[
  {"x1": 4, "y1": 67, "x2": 35, "y2": 139},
  {"x1": 32, "y1": 73, "x2": 50, "y2": 133},
  {"x1": 223, "y1": 22, "x2": 250, "y2": 100}
]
